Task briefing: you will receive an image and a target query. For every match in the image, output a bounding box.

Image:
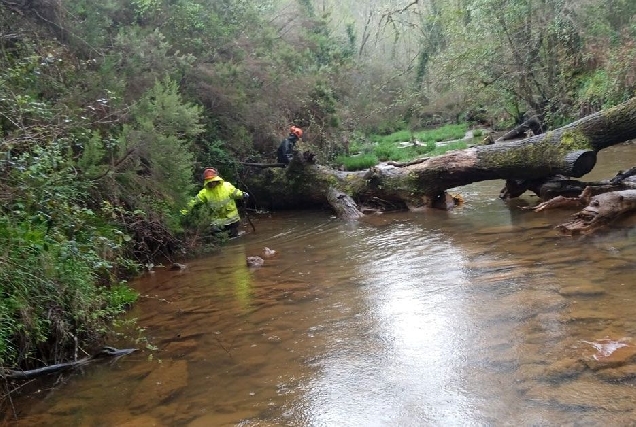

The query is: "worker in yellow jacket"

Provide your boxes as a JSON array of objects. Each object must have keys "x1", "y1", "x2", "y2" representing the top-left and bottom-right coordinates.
[{"x1": 182, "y1": 168, "x2": 249, "y2": 237}]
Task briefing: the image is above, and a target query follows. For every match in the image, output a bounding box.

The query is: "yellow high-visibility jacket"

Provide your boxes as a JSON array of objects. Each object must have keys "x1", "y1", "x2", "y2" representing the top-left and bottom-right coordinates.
[{"x1": 183, "y1": 178, "x2": 245, "y2": 226}]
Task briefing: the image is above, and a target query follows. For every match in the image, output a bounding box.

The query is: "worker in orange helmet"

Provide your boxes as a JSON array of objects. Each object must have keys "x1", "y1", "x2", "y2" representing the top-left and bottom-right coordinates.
[
  {"x1": 277, "y1": 126, "x2": 303, "y2": 165},
  {"x1": 181, "y1": 167, "x2": 249, "y2": 237}
]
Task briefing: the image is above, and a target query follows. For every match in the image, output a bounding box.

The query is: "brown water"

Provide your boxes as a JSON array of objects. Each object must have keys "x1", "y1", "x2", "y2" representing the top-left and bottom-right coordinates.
[{"x1": 6, "y1": 142, "x2": 636, "y2": 426}]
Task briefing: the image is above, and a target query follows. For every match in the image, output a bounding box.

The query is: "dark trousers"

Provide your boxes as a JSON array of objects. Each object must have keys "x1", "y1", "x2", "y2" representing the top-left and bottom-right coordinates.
[{"x1": 217, "y1": 220, "x2": 240, "y2": 238}]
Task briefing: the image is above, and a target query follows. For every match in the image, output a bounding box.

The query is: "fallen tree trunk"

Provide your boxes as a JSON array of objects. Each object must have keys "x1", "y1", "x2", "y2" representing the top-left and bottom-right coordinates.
[
  {"x1": 243, "y1": 97, "x2": 636, "y2": 219},
  {"x1": 397, "y1": 95, "x2": 636, "y2": 204}
]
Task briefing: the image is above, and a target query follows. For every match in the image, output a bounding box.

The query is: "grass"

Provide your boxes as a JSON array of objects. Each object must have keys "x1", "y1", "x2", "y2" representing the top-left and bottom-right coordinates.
[
  {"x1": 371, "y1": 129, "x2": 413, "y2": 144},
  {"x1": 374, "y1": 140, "x2": 437, "y2": 162},
  {"x1": 370, "y1": 123, "x2": 468, "y2": 145},
  {"x1": 337, "y1": 123, "x2": 474, "y2": 170},
  {"x1": 335, "y1": 153, "x2": 379, "y2": 170},
  {"x1": 428, "y1": 140, "x2": 472, "y2": 156}
]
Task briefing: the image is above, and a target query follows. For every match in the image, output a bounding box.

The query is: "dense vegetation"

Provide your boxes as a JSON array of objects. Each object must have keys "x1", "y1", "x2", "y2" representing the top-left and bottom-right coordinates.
[{"x1": 1, "y1": 0, "x2": 634, "y2": 371}]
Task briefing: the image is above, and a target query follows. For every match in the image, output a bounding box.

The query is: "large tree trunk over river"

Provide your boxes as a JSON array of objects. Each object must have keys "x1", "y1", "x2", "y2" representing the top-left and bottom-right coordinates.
[{"x1": 243, "y1": 97, "x2": 636, "y2": 226}]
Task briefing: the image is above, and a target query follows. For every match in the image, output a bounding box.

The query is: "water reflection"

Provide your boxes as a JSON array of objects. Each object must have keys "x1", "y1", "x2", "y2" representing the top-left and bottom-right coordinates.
[
  {"x1": 299, "y1": 226, "x2": 475, "y2": 426},
  {"x1": 6, "y1": 143, "x2": 636, "y2": 426}
]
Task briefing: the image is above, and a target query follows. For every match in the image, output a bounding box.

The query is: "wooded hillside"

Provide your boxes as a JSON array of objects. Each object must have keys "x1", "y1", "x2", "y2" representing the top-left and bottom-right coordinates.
[{"x1": 1, "y1": 0, "x2": 635, "y2": 375}]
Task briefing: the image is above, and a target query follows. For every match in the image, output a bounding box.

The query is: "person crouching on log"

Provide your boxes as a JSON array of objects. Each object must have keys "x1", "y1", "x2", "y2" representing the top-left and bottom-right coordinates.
[
  {"x1": 277, "y1": 126, "x2": 303, "y2": 165},
  {"x1": 181, "y1": 168, "x2": 249, "y2": 238}
]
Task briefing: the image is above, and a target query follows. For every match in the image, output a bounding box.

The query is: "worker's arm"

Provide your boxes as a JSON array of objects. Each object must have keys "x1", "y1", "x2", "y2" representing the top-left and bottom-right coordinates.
[
  {"x1": 227, "y1": 182, "x2": 247, "y2": 200},
  {"x1": 181, "y1": 191, "x2": 206, "y2": 215}
]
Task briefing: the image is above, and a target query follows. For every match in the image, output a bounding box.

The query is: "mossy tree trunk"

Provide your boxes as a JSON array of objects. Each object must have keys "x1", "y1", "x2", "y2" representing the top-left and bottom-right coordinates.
[{"x1": 243, "y1": 97, "x2": 636, "y2": 220}]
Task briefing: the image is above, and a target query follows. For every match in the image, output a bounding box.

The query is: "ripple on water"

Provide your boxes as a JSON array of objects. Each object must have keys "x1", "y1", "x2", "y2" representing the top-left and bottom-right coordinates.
[{"x1": 9, "y1": 144, "x2": 636, "y2": 426}]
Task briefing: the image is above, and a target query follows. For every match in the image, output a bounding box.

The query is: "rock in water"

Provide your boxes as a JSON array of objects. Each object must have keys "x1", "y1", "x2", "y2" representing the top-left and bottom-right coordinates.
[
  {"x1": 246, "y1": 256, "x2": 264, "y2": 268},
  {"x1": 263, "y1": 247, "x2": 277, "y2": 257}
]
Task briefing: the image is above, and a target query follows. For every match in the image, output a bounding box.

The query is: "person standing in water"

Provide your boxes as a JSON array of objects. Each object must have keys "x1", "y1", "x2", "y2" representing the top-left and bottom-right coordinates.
[{"x1": 181, "y1": 168, "x2": 249, "y2": 237}]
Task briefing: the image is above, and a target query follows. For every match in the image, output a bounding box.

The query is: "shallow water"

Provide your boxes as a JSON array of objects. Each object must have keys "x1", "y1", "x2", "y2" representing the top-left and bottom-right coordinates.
[{"x1": 5, "y1": 142, "x2": 636, "y2": 426}]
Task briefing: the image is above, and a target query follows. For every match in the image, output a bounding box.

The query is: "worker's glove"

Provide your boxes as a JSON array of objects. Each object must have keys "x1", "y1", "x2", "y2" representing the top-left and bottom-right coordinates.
[{"x1": 243, "y1": 192, "x2": 250, "y2": 199}]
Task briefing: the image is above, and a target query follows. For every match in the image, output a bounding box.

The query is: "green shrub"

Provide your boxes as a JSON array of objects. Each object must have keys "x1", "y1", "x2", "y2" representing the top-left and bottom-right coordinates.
[
  {"x1": 373, "y1": 142, "x2": 402, "y2": 161},
  {"x1": 346, "y1": 132, "x2": 374, "y2": 155},
  {"x1": 104, "y1": 283, "x2": 139, "y2": 312},
  {"x1": 0, "y1": 138, "x2": 139, "y2": 367},
  {"x1": 0, "y1": 216, "x2": 138, "y2": 367},
  {"x1": 111, "y1": 77, "x2": 202, "y2": 224},
  {"x1": 368, "y1": 120, "x2": 407, "y2": 136}
]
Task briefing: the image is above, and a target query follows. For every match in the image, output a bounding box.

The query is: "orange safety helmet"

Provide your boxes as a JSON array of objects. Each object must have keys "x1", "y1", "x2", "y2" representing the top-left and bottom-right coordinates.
[
  {"x1": 202, "y1": 167, "x2": 218, "y2": 181},
  {"x1": 290, "y1": 126, "x2": 303, "y2": 139}
]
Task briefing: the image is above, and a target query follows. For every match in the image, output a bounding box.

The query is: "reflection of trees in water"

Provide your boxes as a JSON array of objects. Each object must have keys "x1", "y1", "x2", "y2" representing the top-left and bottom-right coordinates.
[{"x1": 14, "y1": 205, "x2": 636, "y2": 425}]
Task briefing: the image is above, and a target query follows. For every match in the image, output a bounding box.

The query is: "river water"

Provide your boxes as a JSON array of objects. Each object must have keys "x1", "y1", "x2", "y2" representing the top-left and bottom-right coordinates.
[{"x1": 5, "y1": 142, "x2": 636, "y2": 426}]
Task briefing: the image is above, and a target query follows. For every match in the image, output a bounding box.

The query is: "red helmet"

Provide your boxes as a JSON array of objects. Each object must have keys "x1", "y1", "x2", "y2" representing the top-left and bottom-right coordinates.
[
  {"x1": 202, "y1": 168, "x2": 218, "y2": 181},
  {"x1": 290, "y1": 126, "x2": 303, "y2": 139}
]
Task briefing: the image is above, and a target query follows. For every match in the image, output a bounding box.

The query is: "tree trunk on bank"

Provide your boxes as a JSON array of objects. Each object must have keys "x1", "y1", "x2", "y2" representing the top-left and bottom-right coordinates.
[{"x1": 242, "y1": 97, "x2": 636, "y2": 222}]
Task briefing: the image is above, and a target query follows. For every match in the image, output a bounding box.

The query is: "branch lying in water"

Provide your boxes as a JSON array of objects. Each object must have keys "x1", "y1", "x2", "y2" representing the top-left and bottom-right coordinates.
[{"x1": 0, "y1": 346, "x2": 138, "y2": 380}]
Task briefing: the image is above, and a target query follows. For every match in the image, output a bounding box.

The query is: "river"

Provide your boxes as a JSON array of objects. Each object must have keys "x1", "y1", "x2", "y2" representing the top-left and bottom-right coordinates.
[{"x1": 5, "y1": 142, "x2": 636, "y2": 426}]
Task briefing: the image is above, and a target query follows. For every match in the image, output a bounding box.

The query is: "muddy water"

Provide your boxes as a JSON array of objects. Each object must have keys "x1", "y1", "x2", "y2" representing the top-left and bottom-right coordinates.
[{"x1": 7, "y1": 142, "x2": 636, "y2": 426}]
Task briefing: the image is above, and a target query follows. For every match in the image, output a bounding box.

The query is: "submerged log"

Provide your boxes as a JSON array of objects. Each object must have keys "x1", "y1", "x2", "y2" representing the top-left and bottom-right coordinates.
[
  {"x1": 527, "y1": 172, "x2": 636, "y2": 210},
  {"x1": 555, "y1": 190, "x2": 636, "y2": 235},
  {"x1": 524, "y1": 174, "x2": 636, "y2": 233}
]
